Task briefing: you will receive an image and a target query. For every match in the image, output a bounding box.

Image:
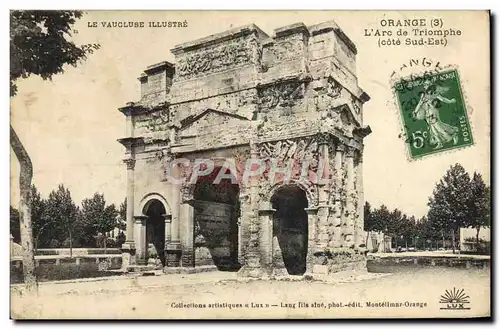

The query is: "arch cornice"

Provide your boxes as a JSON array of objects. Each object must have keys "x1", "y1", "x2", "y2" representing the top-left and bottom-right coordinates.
[
  {"x1": 259, "y1": 179, "x2": 318, "y2": 209},
  {"x1": 138, "y1": 192, "x2": 171, "y2": 215}
]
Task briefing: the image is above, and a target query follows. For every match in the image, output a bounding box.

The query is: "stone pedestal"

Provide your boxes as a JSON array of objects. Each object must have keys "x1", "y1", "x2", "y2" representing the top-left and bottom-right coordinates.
[
  {"x1": 180, "y1": 203, "x2": 195, "y2": 267},
  {"x1": 121, "y1": 241, "x2": 136, "y2": 269},
  {"x1": 258, "y1": 209, "x2": 275, "y2": 266},
  {"x1": 305, "y1": 207, "x2": 318, "y2": 274},
  {"x1": 238, "y1": 213, "x2": 271, "y2": 278},
  {"x1": 134, "y1": 216, "x2": 148, "y2": 266},
  {"x1": 165, "y1": 241, "x2": 181, "y2": 267}
]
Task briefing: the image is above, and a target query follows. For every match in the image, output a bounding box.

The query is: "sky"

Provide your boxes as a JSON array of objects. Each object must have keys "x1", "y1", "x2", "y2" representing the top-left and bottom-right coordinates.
[{"x1": 10, "y1": 11, "x2": 490, "y2": 218}]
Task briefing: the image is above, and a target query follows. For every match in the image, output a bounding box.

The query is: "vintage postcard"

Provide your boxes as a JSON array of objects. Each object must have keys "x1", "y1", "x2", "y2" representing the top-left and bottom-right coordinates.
[{"x1": 9, "y1": 10, "x2": 491, "y2": 319}]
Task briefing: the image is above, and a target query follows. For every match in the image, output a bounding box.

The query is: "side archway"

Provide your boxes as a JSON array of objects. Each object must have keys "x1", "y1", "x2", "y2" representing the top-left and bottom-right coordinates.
[{"x1": 138, "y1": 193, "x2": 171, "y2": 267}]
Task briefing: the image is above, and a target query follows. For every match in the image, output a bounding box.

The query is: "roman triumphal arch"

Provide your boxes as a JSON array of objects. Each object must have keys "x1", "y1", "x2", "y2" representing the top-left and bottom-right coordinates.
[{"x1": 118, "y1": 21, "x2": 371, "y2": 277}]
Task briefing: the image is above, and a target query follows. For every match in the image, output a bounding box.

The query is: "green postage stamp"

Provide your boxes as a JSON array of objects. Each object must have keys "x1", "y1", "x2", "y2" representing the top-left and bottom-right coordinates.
[{"x1": 394, "y1": 69, "x2": 474, "y2": 159}]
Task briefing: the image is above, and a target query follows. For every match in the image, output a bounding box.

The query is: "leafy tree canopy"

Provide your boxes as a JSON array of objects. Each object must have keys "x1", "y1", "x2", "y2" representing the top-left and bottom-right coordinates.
[
  {"x1": 81, "y1": 193, "x2": 118, "y2": 237},
  {"x1": 10, "y1": 10, "x2": 99, "y2": 96}
]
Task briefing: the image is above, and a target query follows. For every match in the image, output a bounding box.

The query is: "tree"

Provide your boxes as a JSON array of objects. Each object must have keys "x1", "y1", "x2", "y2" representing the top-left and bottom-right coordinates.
[
  {"x1": 10, "y1": 10, "x2": 99, "y2": 289},
  {"x1": 364, "y1": 202, "x2": 387, "y2": 250},
  {"x1": 30, "y1": 185, "x2": 47, "y2": 250},
  {"x1": 387, "y1": 208, "x2": 403, "y2": 247},
  {"x1": 81, "y1": 193, "x2": 118, "y2": 250},
  {"x1": 118, "y1": 198, "x2": 127, "y2": 231},
  {"x1": 43, "y1": 185, "x2": 79, "y2": 257},
  {"x1": 10, "y1": 207, "x2": 21, "y2": 243},
  {"x1": 428, "y1": 164, "x2": 471, "y2": 253},
  {"x1": 466, "y1": 172, "x2": 490, "y2": 249},
  {"x1": 363, "y1": 202, "x2": 373, "y2": 247},
  {"x1": 368, "y1": 205, "x2": 392, "y2": 251}
]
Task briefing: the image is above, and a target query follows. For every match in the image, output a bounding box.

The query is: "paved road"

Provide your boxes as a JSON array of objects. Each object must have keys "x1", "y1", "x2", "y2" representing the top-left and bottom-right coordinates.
[{"x1": 11, "y1": 267, "x2": 490, "y2": 319}]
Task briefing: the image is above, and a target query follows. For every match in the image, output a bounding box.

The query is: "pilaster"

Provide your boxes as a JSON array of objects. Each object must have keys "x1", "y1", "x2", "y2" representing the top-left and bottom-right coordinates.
[
  {"x1": 332, "y1": 143, "x2": 344, "y2": 248},
  {"x1": 180, "y1": 203, "x2": 195, "y2": 267},
  {"x1": 134, "y1": 215, "x2": 148, "y2": 266},
  {"x1": 238, "y1": 141, "x2": 269, "y2": 278},
  {"x1": 344, "y1": 146, "x2": 356, "y2": 248},
  {"x1": 316, "y1": 134, "x2": 330, "y2": 250}
]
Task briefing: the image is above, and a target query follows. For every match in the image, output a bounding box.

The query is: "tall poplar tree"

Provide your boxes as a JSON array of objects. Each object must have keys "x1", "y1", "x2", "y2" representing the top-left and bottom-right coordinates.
[{"x1": 10, "y1": 10, "x2": 99, "y2": 288}]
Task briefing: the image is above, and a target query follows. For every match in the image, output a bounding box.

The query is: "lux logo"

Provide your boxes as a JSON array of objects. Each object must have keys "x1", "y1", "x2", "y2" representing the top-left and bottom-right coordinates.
[{"x1": 439, "y1": 288, "x2": 471, "y2": 311}]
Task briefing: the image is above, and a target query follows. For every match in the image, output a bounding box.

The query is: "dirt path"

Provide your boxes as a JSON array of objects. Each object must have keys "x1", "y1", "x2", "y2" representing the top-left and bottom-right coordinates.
[{"x1": 11, "y1": 268, "x2": 490, "y2": 319}]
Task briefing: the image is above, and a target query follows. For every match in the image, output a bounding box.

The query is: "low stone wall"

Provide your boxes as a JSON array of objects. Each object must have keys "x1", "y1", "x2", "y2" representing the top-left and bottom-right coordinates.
[
  {"x1": 35, "y1": 248, "x2": 122, "y2": 256},
  {"x1": 367, "y1": 254, "x2": 490, "y2": 272},
  {"x1": 10, "y1": 254, "x2": 123, "y2": 284}
]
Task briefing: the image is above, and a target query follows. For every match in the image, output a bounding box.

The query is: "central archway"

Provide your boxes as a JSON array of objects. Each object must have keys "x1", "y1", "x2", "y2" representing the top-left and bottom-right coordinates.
[
  {"x1": 192, "y1": 166, "x2": 241, "y2": 271},
  {"x1": 143, "y1": 199, "x2": 166, "y2": 267},
  {"x1": 271, "y1": 185, "x2": 309, "y2": 275}
]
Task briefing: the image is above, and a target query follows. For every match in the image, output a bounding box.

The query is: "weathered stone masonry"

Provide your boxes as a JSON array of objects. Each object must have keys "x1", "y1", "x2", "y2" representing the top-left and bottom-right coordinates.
[{"x1": 118, "y1": 21, "x2": 371, "y2": 276}]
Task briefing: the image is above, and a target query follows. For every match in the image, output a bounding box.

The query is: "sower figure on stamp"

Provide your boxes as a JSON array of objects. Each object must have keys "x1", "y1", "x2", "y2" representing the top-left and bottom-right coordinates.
[{"x1": 412, "y1": 80, "x2": 459, "y2": 149}]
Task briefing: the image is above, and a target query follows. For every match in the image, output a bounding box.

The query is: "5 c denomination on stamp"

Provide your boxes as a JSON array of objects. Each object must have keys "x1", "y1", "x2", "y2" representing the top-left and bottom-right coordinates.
[{"x1": 394, "y1": 69, "x2": 474, "y2": 159}]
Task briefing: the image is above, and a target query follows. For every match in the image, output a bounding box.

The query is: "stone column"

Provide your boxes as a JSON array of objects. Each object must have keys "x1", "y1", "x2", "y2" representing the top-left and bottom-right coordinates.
[
  {"x1": 316, "y1": 135, "x2": 330, "y2": 250},
  {"x1": 305, "y1": 207, "x2": 318, "y2": 274},
  {"x1": 166, "y1": 162, "x2": 181, "y2": 267},
  {"x1": 238, "y1": 142, "x2": 266, "y2": 277},
  {"x1": 332, "y1": 144, "x2": 344, "y2": 248},
  {"x1": 180, "y1": 202, "x2": 195, "y2": 268},
  {"x1": 134, "y1": 215, "x2": 148, "y2": 266},
  {"x1": 355, "y1": 151, "x2": 365, "y2": 248},
  {"x1": 258, "y1": 209, "x2": 275, "y2": 266},
  {"x1": 163, "y1": 214, "x2": 172, "y2": 244},
  {"x1": 121, "y1": 158, "x2": 136, "y2": 267},
  {"x1": 344, "y1": 146, "x2": 356, "y2": 248},
  {"x1": 238, "y1": 193, "x2": 251, "y2": 265}
]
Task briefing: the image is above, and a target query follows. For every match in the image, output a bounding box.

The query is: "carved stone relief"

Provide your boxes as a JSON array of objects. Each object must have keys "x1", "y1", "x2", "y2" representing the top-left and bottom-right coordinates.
[
  {"x1": 258, "y1": 80, "x2": 305, "y2": 112},
  {"x1": 135, "y1": 108, "x2": 170, "y2": 134},
  {"x1": 175, "y1": 38, "x2": 251, "y2": 80},
  {"x1": 266, "y1": 39, "x2": 305, "y2": 64},
  {"x1": 247, "y1": 33, "x2": 264, "y2": 72},
  {"x1": 351, "y1": 95, "x2": 361, "y2": 114},
  {"x1": 312, "y1": 76, "x2": 343, "y2": 115}
]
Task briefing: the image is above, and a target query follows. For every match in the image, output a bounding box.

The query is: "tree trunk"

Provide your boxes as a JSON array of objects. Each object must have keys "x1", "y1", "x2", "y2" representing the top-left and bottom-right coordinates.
[
  {"x1": 69, "y1": 229, "x2": 73, "y2": 258},
  {"x1": 365, "y1": 231, "x2": 370, "y2": 251},
  {"x1": 442, "y1": 231, "x2": 445, "y2": 249},
  {"x1": 10, "y1": 125, "x2": 37, "y2": 291},
  {"x1": 450, "y1": 229, "x2": 456, "y2": 254},
  {"x1": 476, "y1": 226, "x2": 481, "y2": 251}
]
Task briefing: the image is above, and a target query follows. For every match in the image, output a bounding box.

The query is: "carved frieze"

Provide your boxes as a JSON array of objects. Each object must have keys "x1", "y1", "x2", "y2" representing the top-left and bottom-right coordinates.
[
  {"x1": 266, "y1": 39, "x2": 305, "y2": 64},
  {"x1": 258, "y1": 80, "x2": 304, "y2": 111},
  {"x1": 175, "y1": 38, "x2": 252, "y2": 80},
  {"x1": 312, "y1": 77, "x2": 343, "y2": 111},
  {"x1": 259, "y1": 136, "x2": 318, "y2": 162},
  {"x1": 351, "y1": 95, "x2": 361, "y2": 114},
  {"x1": 247, "y1": 33, "x2": 264, "y2": 72},
  {"x1": 135, "y1": 108, "x2": 170, "y2": 135}
]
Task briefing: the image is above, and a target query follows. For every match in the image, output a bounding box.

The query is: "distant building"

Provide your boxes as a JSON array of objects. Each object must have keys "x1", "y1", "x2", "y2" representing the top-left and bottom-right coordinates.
[
  {"x1": 365, "y1": 231, "x2": 391, "y2": 253},
  {"x1": 460, "y1": 226, "x2": 490, "y2": 251}
]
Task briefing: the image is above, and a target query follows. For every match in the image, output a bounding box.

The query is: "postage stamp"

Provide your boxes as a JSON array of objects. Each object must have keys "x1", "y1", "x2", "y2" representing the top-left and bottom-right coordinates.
[{"x1": 393, "y1": 69, "x2": 474, "y2": 159}]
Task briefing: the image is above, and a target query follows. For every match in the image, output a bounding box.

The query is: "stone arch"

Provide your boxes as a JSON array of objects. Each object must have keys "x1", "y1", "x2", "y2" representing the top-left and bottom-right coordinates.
[
  {"x1": 269, "y1": 183, "x2": 310, "y2": 276},
  {"x1": 139, "y1": 192, "x2": 171, "y2": 216},
  {"x1": 181, "y1": 167, "x2": 246, "y2": 204},
  {"x1": 260, "y1": 179, "x2": 318, "y2": 209}
]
